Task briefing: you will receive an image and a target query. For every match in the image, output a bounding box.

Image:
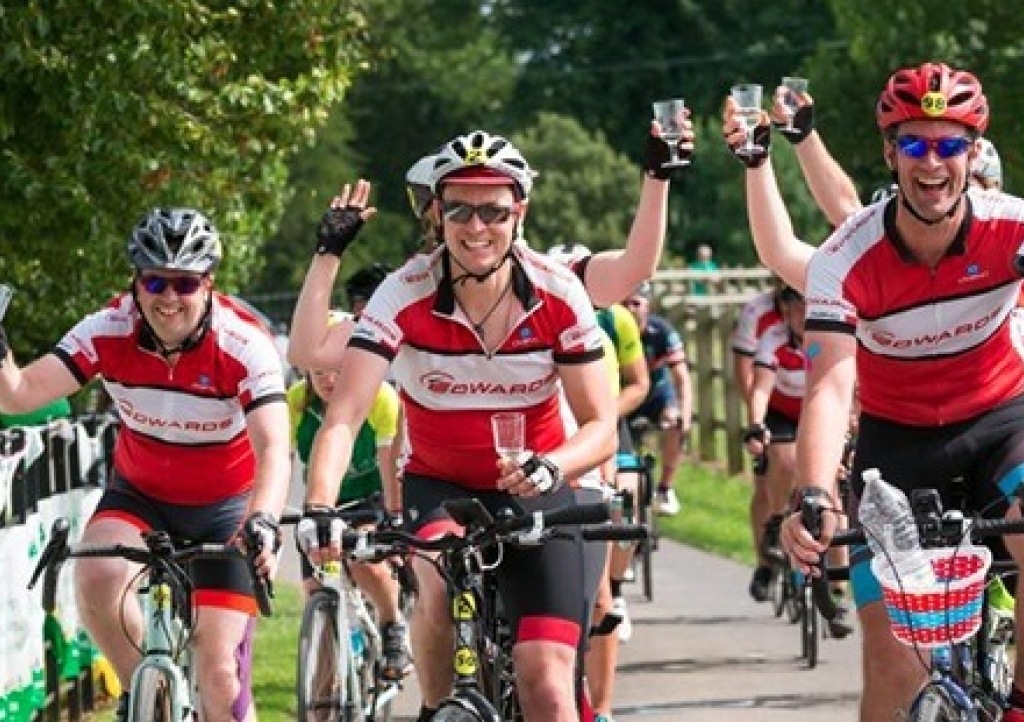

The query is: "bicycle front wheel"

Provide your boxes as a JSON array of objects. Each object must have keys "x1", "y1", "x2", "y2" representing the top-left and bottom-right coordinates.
[
  {"x1": 908, "y1": 682, "x2": 963, "y2": 722},
  {"x1": 298, "y1": 589, "x2": 346, "y2": 721},
  {"x1": 801, "y1": 584, "x2": 818, "y2": 669},
  {"x1": 130, "y1": 666, "x2": 174, "y2": 722}
]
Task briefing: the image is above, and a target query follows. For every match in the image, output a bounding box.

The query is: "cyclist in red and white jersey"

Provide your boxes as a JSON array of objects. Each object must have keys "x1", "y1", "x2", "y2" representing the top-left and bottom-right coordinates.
[
  {"x1": 300, "y1": 131, "x2": 616, "y2": 722},
  {"x1": 774, "y1": 62, "x2": 1024, "y2": 720},
  {"x1": 731, "y1": 284, "x2": 786, "y2": 601},
  {"x1": 0, "y1": 208, "x2": 290, "y2": 721}
]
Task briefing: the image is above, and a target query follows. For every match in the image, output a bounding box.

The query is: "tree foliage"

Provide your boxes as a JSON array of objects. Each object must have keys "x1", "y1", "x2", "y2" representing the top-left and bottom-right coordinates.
[{"x1": 0, "y1": 0, "x2": 374, "y2": 356}]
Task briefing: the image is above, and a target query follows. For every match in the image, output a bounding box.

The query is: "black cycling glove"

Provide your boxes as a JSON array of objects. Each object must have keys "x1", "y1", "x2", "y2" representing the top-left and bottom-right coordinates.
[
  {"x1": 519, "y1": 452, "x2": 564, "y2": 495},
  {"x1": 775, "y1": 104, "x2": 814, "y2": 145},
  {"x1": 728, "y1": 123, "x2": 772, "y2": 169},
  {"x1": 243, "y1": 511, "x2": 281, "y2": 554},
  {"x1": 642, "y1": 133, "x2": 690, "y2": 181},
  {"x1": 315, "y1": 205, "x2": 365, "y2": 257}
]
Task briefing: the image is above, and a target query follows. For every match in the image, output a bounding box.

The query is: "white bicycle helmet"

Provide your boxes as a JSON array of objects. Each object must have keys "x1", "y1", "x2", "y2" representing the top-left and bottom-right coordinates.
[
  {"x1": 405, "y1": 153, "x2": 436, "y2": 219},
  {"x1": 869, "y1": 183, "x2": 898, "y2": 204},
  {"x1": 546, "y1": 243, "x2": 591, "y2": 267},
  {"x1": 971, "y1": 137, "x2": 1002, "y2": 186},
  {"x1": 429, "y1": 130, "x2": 536, "y2": 198},
  {"x1": 128, "y1": 208, "x2": 222, "y2": 274}
]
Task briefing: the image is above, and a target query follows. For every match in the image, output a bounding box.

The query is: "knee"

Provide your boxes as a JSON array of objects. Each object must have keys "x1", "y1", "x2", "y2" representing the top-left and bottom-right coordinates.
[{"x1": 74, "y1": 559, "x2": 127, "y2": 611}]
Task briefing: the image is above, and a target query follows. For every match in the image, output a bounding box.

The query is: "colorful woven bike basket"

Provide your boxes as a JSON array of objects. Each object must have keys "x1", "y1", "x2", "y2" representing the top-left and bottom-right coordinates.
[{"x1": 872, "y1": 546, "x2": 991, "y2": 648}]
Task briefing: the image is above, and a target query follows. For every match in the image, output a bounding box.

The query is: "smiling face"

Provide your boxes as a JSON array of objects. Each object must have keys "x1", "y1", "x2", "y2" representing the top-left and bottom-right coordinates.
[
  {"x1": 134, "y1": 270, "x2": 211, "y2": 349},
  {"x1": 436, "y1": 182, "x2": 524, "y2": 277},
  {"x1": 885, "y1": 119, "x2": 978, "y2": 223}
]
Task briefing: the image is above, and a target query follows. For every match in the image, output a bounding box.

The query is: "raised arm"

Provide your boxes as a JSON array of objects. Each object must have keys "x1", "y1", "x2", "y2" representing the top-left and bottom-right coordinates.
[
  {"x1": 722, "y1": 95, "x2": 813, "y2": 293},
  {"x1": 554, "y1": 357, "x2": 618, "y2": 479},
  {"x1": 770, "y1": 85, "x2": 863, "y2": 227},
  {"x1": 583, "y1": 117, "x2": 693, "y2": 307},
  {"x1": 288, "y1": 180, "x2": 374, "y2": 371}
]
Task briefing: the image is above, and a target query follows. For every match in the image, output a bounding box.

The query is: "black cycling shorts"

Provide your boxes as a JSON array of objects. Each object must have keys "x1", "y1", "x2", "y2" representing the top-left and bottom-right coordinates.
[
  {"x1": 849, "y1": 394, "x2": 1024, "y2": 607},
  {"x1": 91, "y1": 471, "x2": 256, "y2": 614},
  {"x1": 403, "y1": 474, "x2": 588, "y2": 649}
]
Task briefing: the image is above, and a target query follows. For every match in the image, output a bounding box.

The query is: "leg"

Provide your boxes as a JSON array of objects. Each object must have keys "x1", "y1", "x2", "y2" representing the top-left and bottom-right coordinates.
[
  {"x1": 514, "y1": 641, "x2": 579, "y2": 722},
  {"x1": 347, "y1": 557, "x2": 411, "y2": 678},
  {"x1": 858, "y1": 602, "x2": 926, "y2": 720},
  {"x1": 409, "y1": 552, "x2": 453, "y2": 708},
  {"x1": 73, "y1": 517, "x2": 147, "y2": 688},
  {"x1": 192, "y1": 607, "x2": 257, "y2": 722},
  {"x1": 584, "y1": 546, "x2": 618, "y2": 717},
  {"x1": 1001, "y1": 501, "x2": 1024, "y2": 689}
]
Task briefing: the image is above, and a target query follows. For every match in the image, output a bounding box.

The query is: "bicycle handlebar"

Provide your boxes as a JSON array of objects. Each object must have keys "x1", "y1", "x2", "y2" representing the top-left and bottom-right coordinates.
[
  {"x1": 28, "y1": 518, "x2": 274, "y2": 617},
  {"x1": 801, "y1": 492, "x2": 1024, "y2": 621}
]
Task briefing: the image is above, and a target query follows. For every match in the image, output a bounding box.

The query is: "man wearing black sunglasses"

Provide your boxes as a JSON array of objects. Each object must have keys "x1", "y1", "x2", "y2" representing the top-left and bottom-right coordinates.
[
  {"x1": 0, "y1": 207, "x2": 290, "y2": 721},
  {"x1": 775, "y1": 62, "x2": 1024, "y2": 721}
]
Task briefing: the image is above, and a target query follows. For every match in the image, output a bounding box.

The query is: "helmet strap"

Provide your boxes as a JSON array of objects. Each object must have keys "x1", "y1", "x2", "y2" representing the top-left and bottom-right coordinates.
[
  {"x1": 449, "y1": 249, "x2": 512, "y2": 285},
  {"x1": 893, "y1": 170, "x2": 966, "y2": 227}
]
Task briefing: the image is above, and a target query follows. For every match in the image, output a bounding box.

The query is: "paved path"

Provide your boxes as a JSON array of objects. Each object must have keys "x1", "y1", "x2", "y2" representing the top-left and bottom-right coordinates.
[{"x1": 281, "y1": 473, "x2": 863, "y2": 720}]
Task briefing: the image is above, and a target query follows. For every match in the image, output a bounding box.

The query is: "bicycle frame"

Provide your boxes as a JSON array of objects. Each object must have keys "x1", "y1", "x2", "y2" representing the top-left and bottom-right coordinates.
[
  {"x1": 127, "y1": 571, "x2": 196, "y2": 721},
  {"x1": 307, "y1": 556, "x2": 401, "y2": 720}
]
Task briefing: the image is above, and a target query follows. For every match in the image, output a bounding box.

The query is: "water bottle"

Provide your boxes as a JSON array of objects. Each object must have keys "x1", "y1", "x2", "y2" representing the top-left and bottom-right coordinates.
[{"x1": 858, "y1": 469, "x2": 936, "y2": 587}]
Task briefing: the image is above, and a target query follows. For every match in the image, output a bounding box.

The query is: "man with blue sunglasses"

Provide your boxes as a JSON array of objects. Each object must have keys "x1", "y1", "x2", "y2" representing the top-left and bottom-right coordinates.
[
  {"x1": 0, "y1": 208, "x2": 291, "y2": 721},
  {"x1": 778, "y1": 62, "x2": 1024, "y2": 721}
]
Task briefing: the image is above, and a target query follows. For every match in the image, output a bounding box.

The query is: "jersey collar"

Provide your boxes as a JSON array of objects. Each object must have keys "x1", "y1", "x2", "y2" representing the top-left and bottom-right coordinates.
[{"x1": 884, "y1": 194, "x2": 973, "y2": 264}]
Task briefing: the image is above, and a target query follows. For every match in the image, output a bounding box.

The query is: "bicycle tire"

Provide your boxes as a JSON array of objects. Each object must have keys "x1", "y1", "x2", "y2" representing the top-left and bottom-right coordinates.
[
  {"x1": 908, "y1": 682, "x2": 963, "y2": 722},
  {"x1": 771, "y1": 565, "x2": 786, "y2": 618},
  {"x1": 130, "y1": 666, "x2": 174, "y2": 722},
  {"x1": 433, "y1": 703, "x2": 484, "y2": 722},
  {"x1": 298, "y1": 590, "x2": 349, "y2": 722},
  {"x1": 785, "y1": 571, "x2": 801, "y2": 624},
  {"x1": 802, "y1": 583, "x2": 818, "y2": 669}
]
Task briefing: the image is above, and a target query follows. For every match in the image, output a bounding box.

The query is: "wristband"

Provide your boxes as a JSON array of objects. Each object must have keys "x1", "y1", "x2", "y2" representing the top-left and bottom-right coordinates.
[{"x1": 315, "y1": 205, "x2": 365, "y2": 257}]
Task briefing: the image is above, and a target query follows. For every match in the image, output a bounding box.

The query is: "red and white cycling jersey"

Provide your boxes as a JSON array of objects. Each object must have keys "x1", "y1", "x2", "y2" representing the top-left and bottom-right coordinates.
[
  {"x1": 55, "y1": 292, "x2": 286, "y2": 504},
  {"x1": 350, "y1": 245, "x2": 605, "y2": 490},
  {"x1": 753, "y1": 324, "x2": 806, "y2": 422},
  {"x1": 806, "y1": 190, "x2": 1024, "y2": 425},
  {"x1": 731, "y1": 290, "x2": 784, "y2": 356}
]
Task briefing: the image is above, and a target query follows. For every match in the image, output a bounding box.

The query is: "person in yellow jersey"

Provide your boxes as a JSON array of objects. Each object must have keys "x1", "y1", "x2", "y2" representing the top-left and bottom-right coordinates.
[{"x1": 287, "y1": 309, "x2": 409, "y2": 680}]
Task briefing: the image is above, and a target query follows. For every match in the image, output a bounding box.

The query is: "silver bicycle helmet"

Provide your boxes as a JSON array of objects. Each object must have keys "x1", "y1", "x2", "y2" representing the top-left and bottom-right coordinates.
[
  {"x1": 406, "y1": 153, "x2": 437, "y2": 219},
  {"x1": 128, "y1": 208, "x2": 222, "y2": 274},
  {"x1": 429, "y1": 130, "x2": 536, "y2": 198}
]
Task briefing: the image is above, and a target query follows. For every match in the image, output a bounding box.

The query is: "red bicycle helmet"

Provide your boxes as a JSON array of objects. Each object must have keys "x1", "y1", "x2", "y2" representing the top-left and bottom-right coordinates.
[{"x1": 876, "y1": 62, "x2": 988, "y2": 134}]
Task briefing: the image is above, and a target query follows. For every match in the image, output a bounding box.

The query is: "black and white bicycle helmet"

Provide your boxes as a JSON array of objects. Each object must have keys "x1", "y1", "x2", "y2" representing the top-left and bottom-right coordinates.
[
  {"x1": 128, "y1": 208, "x2": 222, "y2": 274},
  {"x1": 429, "y1": 130, "x2": 536, "y2": 199},
  {"x1": 869, "y1": 183, "x2": 898, "y2": 205}
]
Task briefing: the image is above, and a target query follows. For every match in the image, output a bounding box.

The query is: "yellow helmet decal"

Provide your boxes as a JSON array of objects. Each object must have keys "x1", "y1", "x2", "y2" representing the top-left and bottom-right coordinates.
[
  {"x1": 464, "y1": 148, "x2": 487, "y2": 164},
  {"x1": 921, "y1": 91, "x2": 947, "y2": 117}
]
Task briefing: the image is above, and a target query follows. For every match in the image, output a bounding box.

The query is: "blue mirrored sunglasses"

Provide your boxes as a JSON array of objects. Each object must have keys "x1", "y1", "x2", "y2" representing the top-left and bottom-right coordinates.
[
  {"x1": 895, "y1": 135, "x2": 972, "y2": 160},
  {"x1": 138, "y1": 274, "x2": 205, "y2": 295}
]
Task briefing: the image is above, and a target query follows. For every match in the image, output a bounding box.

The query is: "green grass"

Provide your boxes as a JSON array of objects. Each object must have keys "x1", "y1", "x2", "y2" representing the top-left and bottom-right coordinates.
[{"x1": 660, "y1": 462, "x2": 757, "y2": 567}]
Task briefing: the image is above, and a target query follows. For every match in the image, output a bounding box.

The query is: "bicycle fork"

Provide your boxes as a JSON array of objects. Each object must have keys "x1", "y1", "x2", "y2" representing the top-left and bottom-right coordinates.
[{"x1": 128, "y1": 582, "x2": 194, "y2": 721}]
